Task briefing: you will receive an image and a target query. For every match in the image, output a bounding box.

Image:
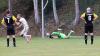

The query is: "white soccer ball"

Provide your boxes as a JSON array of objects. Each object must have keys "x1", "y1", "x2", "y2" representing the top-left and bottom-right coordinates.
[
  {"x1": 46, "y1": 33, "x2": 50, "y2": 36},
  {"x1": 71, "y1": 30, "x2": 74, "y2": 33}
]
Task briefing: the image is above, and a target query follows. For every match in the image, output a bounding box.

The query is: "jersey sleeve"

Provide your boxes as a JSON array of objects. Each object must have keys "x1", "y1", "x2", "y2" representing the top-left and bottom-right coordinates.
[
  {"x1": 12, "y1": 16, "x2": 17, "y2": 22},
  {"x1": 80, "y1": 13, "x2": 85, "y2": 20},
  {"x1": 1, "y1": 18, "x2": 5, "y2": 25},
  {"x1": 93, "y1": 13, "x2": 98, "y2": 20}
]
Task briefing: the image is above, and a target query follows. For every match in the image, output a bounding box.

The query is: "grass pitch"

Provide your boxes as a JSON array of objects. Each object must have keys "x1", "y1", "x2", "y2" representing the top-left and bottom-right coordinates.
[{"x1": 0, "y1": 36, "x2": 100, "y2": 56}]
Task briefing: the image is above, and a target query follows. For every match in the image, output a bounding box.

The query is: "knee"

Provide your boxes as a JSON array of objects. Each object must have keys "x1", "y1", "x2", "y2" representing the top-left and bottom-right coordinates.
[
  {"x1": 90, "y1": 33, "x2": 93, "y2": 36},
  {"x1": 85, "y1": 33, "x2": 88, "y2": 35},
  {"x1": 12, "y1": 35, "x2": 15, "y2": 38},
  {"x1": 7, "y1": 36, "x2": 10, "y2": 38}
]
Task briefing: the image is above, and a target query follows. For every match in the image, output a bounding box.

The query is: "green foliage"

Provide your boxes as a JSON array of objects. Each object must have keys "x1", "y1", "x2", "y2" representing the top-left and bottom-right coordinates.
[
  {"x1": 44, "y1": 0, "x2": 63, "y2": 14},
  {"x1": 0, "y1": 0, "x2": 7, "y2": 12},
  {"x1": 13, "y1": 0, "x2": 34, "y2": 18}
]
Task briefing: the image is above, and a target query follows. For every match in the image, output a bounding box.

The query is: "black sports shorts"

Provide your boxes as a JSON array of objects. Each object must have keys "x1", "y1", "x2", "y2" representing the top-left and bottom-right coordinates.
[
  {"x1": 7, "y1": 26, "x2": 15, "y2": 35},
  {"x1": 85, "y1": 23, "x2": 93, "y2": 33}
]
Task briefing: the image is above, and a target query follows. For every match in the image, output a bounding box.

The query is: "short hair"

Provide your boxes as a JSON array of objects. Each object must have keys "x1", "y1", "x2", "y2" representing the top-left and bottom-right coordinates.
[
  {"x1": 3, "y1": 9, "x2": 11, "y2": 16},
  {"x1": 17, "y1": 14, "x2": 22, "y2": 17}
]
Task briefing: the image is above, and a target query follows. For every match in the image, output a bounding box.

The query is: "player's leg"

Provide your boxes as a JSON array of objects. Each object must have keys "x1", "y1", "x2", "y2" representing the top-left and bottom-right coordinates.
[
  {"x1": 89, "y1": 25, "x2": 94, "y2": 45},
  {"x1": 11, "y1": 27, "x2": 16, "y2": 47},
  {"x1": 49, "y1": 34, "x2": 53, "y2": 39},
  {"x1": 12, "y1": 35, "x2": 16, "y2": 47},
  {"x1": 20, "y1": 27, "x2": 31, "y2": 43},
  {"x1": 84, "y1": 33, "x2": 88, "y2": 44},
  {"x1": 20, "y1": 28, "x2": 28, "y2": 42},
  {"x1": 84, "y1": 25, "x2": 88, "y2": 44},
  {"x1": 7, "y1": 36, "x2": 10, "y2": 47},
  {"x1": 23, "y1": 34, "x2": 31, "y2": 43},
  {"x1": 7, "y1": 28, "x2": 10, "y2": 47},
  {"x1": 20, "y1": 28, "x2": 25, "y2": 37},
  {"x1": 67, "y1": 30, "x2": 74, "y2": 39},
  {"x1": 23, "y1": 27, "x2": 31, "y2": 43},
  {"x1": 24, "y1": 35, "x2": 31, "y2": 43},
  {"x1": 90, "y1": 33, "x2": 94, "y2": 45}
]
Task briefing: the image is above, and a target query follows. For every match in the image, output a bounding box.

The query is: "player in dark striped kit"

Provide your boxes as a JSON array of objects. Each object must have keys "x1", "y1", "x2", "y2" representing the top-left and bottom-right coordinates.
[
  {"x1": 1, "y1": 11, "x2": 17, "y2": 47},
  {"x1": 80, "y1": 7, "x2": 98, "y2": 45}
]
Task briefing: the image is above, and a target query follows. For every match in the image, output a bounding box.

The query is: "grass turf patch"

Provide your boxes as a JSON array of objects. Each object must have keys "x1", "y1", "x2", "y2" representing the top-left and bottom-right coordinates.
[{"x1": 0, "y1": 36, "x2": 100, "y2": 56}]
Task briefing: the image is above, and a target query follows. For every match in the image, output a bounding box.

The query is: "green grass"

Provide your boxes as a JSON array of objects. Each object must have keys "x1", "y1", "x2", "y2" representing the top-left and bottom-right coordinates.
[{"x1": 0, "y1": 36, "x2": 100, "y2": 56}]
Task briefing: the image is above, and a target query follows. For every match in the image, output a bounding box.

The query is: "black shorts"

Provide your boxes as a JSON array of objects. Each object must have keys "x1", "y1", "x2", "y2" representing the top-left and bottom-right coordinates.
[
  {"x1": 85, "y1": 23, "x2": 93, "y2": 33},
  {"x1": 7, "y1": 26, "x2": 15, "y2": 35}
]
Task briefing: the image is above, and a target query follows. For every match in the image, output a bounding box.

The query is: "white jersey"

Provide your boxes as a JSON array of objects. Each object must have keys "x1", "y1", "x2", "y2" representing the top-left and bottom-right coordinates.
[
  {"x1": 19, "y1": 17, "x2": 29, "y2": 28},
  {"x1": 19, "y1": 17, "x2": 29, "y2": 36}
]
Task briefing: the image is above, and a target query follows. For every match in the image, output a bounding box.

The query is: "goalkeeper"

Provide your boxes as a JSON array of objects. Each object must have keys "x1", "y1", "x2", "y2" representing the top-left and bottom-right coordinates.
[{"x1": 49, "y1": 29, "x2": 68, "y2": 39}]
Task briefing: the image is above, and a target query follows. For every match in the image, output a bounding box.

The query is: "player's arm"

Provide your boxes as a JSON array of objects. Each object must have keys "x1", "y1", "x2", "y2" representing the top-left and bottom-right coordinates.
[
  {"x1": 80, "y1": 13, "x2": 86, "y2": 23},
  {"x1": 16, "y1": 21, "x2": 22, "y2": 30},
  {"x1": 18, "y1": 22, "x2": 22, "y2": 28},
  {"x1": 12, "y1": 16, "x2": 17, "y2": 22},
  {"x1": 80, "y1": 13, "x2": 85, "y2": 20},
  {"x1": 12, "y1": 15, "x2": 17, "y2": 26},
  {"x1": 93, "y1": 13, "x2": 98, "y2": 20},
  {"x1": 1, "y1": 18, "x2": 7, "y2": 27}
]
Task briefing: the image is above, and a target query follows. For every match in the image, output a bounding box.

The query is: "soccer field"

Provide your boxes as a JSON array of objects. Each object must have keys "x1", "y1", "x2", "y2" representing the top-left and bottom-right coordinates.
[{"x1": 0, "y1": 36, "x2": 100, "y2": 56}]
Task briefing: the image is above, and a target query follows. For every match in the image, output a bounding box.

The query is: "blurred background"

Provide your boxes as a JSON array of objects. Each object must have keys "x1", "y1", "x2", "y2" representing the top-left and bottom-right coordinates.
[{"x1": 0, "y1": 0, "x2": 100, "y2": 37}]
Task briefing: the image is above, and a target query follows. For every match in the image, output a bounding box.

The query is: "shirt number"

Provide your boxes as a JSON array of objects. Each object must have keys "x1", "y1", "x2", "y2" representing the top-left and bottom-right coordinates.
[
  {"x1": 88, "y1": 16, "x2": 92, "y2": 21},
  {"x1": 7, "y1": 18, "x2": 10, "y2": 23}
]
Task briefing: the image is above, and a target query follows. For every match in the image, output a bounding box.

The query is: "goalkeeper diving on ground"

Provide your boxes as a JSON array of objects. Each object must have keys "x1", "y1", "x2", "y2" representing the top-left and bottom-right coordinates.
[{"x1": 47, "y1": 28, "x2": 74, "y2": 39}]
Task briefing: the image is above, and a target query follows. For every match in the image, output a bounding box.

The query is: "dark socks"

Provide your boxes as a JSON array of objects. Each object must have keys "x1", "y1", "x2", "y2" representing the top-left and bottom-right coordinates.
[
  {"x1": 84, "y1": 35, "x2": 94, "y2": 45},
  {"x1": 13, "y1": 38, "x2": 16, "y2": 47},
  {"x1": 49, "y1": 35, "x2": 53, "y2": 39},
  {"x1": 91, "y1": 35, "x2": 94, "y2": 45},
  {"x1": 7, "y1": 38, "x2": 9, "y2": 47},
  {"x1": 85, "y1": 35, "x2": 87, "y2": 45}
]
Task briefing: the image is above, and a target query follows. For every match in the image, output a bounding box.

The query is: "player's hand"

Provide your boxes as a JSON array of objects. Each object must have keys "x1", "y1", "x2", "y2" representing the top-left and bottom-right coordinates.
[
  {"x1": 16, "y1": 27, "x2": 19, "y2": 30},
  {"x1": 3, "y1": 25, "x2": 7, "y2": 29},
  {"x1": 83, "y1": 20, "x2": 87, "y2": 24}
]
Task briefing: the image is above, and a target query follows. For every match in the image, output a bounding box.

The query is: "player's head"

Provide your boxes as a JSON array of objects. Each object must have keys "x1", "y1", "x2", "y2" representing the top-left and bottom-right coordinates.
[
  {"x1": 86, "y1": 7, "x2": 92, "y2": 13},
  {"x1": 17, "y1": 14, "x2": 22, "y2": 20},
  {"x1": 5, "y1": 10, "x2": 11, "y2": 17},
  {"x1": 57, "y1": 28, "x2": 62, "y2": 32}
]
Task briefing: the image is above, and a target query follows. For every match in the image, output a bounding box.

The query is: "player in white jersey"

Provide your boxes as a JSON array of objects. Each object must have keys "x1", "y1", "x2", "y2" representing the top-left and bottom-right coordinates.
[{"x1": 16, "y1": 14, "x2": 31, "y2": 43}]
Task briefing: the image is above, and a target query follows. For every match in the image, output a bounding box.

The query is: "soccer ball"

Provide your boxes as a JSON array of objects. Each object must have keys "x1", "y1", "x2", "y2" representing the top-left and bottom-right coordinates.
[{"x1": 71, "y1": 30, "x2": 74, "y2": 33}]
